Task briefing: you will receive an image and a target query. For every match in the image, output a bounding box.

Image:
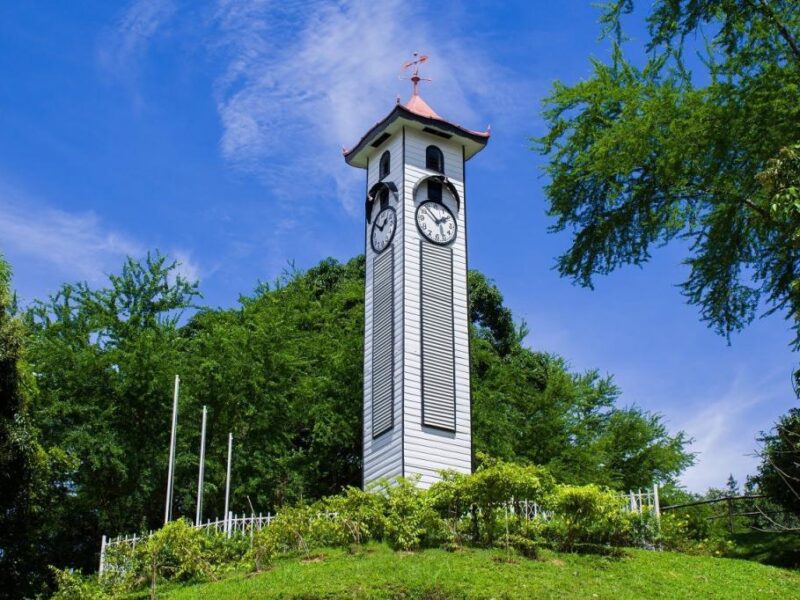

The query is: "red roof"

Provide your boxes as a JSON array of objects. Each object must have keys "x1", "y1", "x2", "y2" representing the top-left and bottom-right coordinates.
[
  {"x1": 343, "y1": 92, "x2": 490, "y2": 167},
  {"x1": 404, "y1": 93, "x2": 440, "y2": 119}
]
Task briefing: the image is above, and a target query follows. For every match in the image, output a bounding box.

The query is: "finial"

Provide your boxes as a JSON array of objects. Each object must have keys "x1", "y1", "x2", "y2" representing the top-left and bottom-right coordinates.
[{"x1": 401, "y1": 52, "x2": 431, "y2": 97}]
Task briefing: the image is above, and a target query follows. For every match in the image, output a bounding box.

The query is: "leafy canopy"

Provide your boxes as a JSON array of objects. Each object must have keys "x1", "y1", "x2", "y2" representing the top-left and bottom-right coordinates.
[
  {"x1": 536, "y1": 0, "x2": 800, "y2": 347},
  {"x1": 17, "y1": 253, "x2": 691, "y2": 586}
]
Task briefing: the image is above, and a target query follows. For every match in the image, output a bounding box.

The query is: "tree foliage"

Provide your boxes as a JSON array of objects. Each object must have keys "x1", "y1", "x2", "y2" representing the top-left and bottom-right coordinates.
[
  {"x1": 536, "y1": 0, "x2": 800, "y2": 347},
  {"x1": 11, "y1": 252, "x2": 692, "y2": 590},
  {"x1": 755, "y1": 408, "x2": 800, "y2": 516},
  {"x1": 0, "y1": 254, "x2": 69, "y2": 598}
]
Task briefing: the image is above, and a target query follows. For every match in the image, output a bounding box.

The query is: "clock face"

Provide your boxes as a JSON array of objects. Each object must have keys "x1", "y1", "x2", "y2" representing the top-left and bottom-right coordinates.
[
  {"x1": 371, "y1": 207, "x2": 396, "y2": 253},
  {"x1": 416, "y1": 201, "x2": 456, "y2": 245}
]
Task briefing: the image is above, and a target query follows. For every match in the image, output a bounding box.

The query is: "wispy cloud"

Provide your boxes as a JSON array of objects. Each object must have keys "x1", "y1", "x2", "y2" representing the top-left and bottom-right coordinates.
[
  {"x1": 0, "y1": 182, "x2": 143, "y2": 282},
  {"x1": 97, "y1": 0, "x2": 178, "y2": 109},
  {"x1": 0, "y1": 180, "x2": 202, "y2": 288},
  {"x1": 99, "y1": 0, "x2": 530, "y2": 216},
  {"x1": 678, "y1": 366, "x2": 790, "y2": 491},
  {"x1": 209, "y1": 0, "x2": 519, "y2": 213}
]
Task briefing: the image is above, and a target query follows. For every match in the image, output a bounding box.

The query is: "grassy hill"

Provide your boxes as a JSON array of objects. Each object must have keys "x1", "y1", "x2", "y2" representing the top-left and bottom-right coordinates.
[{"x1": 162, "y1": 543, "x2": 800, "y2": 599}]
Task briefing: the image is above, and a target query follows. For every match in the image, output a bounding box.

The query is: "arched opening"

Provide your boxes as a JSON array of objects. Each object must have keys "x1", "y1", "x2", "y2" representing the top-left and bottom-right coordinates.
[
  {"x1": 365, "y1": 181, "x2": 399, "y2": 223},
  {"x1": 428, "y1": 180, "x2": 442, "y2": 203},
  {"x1": 412, "y1": 175, "x2": 460, "y2": 211},
  {"x1": 426, "y1": 145, "x2": 444, "y2": 173},
  {"x1": 379, "y1": 151, "x2": 391, "y2": 180}
]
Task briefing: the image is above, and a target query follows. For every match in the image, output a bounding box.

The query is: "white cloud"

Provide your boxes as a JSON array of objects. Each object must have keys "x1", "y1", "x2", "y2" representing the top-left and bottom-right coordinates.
[
  {"x1": 96, "y1": 0, "x2": 179, "y2": 112},
  {"x1": 0, "y1": 180, "x2": 203, "y2": 287},
  {"x1": 210, "y1": 0, "x2": 518, "y2": 213},
  {"x1": 171, "y1": 249, "x2": 202, "y2": 283},
  {"x1": 0, "y1": 182, "x2": 143, "y2": 282},
  {"x1": 98, "y1": 0, "x2": 177, "y2": 76},
  {"x1": 99, "y1": 0, "x2": 532, "y2": 215},
  {"x1": 678, "y1": 367, "x2": 789, "y2": 492}
]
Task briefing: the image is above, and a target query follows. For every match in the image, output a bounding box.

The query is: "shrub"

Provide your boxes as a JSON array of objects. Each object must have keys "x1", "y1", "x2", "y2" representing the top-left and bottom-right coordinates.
[
  {"x1": 52, "y1": 568, "x2": 109, "y2": 600},
  {"x1": 542, "y1": 485, "x2": 631, "y2": 550},
  {"x1": 248, "y1": 527, "x2": 279, "y2": 571},
  {"x1": 429, "y1": 457, "x2": 554, "y2": 546},
  {"x1": 380, "y1": 477, "x2": 447, "y2": 551},
  {"x1": 318, "y1": 485, "x2": 387, "y2": 548},
  {"x1": 508, "y1": 534, "x2": 539, "y2": 559},
  {"x1": 260, "y1": 505, "x2": 317, "y2": 555}
]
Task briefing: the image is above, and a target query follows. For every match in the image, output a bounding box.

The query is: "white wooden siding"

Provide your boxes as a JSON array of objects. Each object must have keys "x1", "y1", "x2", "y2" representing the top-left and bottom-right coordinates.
[
  {"x1": 402, "y1": 128, "x2": 471, "y2": 489},
  {"x1": 363, "y1": 132, "x2": 404, "y2": 486}
]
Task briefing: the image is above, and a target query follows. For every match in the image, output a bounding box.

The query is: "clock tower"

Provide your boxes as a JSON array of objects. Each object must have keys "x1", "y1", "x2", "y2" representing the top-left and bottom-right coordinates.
[{"x1": 344, "y1": 56, "x2": 489, "y2": 489}]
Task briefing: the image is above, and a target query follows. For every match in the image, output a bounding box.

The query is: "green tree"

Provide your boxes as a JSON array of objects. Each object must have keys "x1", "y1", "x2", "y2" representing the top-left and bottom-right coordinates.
[
  {"x1": 755, "y1": 408, "x2": 800, "y2": 516},
  {"x1": 0, "y1": 253, "x2": 38, "y2": 596},
  {"x1": 0, "y1": 254, "x2": 72, "y2": 597},
  {"x1": 26, "y1": 253, "x2": 200, "y2": 574},
  {"x1": 537, "y1": 0, "x2": 800, "y2": 348},
  {"x1": 726, "y1": 473, "x2": 740, "y2": 496},
  {"x1": 20, "y1": 252, "x2": 692, "y2": 581}
]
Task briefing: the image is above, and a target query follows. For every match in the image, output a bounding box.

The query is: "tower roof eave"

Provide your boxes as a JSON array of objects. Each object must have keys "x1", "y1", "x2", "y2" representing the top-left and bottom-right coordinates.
[{"x1": 343, "y1": 103, "x2": 490, "y2": 168}]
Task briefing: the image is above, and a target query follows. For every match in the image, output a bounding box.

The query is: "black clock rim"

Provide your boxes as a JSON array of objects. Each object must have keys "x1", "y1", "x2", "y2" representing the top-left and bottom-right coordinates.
[
  {"x1": 415, "y1": 200, "x2": 457, "y2": 246},
  {"x1": 371, "y1": 206, "x2": 397, "y2": 254}
]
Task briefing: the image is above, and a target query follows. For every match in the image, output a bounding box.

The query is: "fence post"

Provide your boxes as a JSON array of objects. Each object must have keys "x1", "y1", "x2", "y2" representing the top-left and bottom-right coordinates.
[{"x1": 653, "y1": 484, "x2": 660, "y2": 520}]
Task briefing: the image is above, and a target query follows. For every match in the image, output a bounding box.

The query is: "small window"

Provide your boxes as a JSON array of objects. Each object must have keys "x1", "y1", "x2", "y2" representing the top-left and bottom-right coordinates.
[
  {"x1": 428, "y1": 180, "x2": 442, "y2": 203},
  {"x1": 379, "y1": 151, "x2": 391, "y2": 180},
  {"x1": 426, "y1": 145, "x2": 444, "y2": 173},
  {"x1": 379, "y1": 187, "x2": 390, "y2": 209}
]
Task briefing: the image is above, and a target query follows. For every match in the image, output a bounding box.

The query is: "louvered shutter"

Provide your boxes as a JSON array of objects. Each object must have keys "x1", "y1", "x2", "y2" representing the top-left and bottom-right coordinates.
[
  {"x1": 420, "y1": 242, "x2": 456, "y2": 431},
  {"x1": 371, "y1": 247, "x2": 394, "y2": 437}
]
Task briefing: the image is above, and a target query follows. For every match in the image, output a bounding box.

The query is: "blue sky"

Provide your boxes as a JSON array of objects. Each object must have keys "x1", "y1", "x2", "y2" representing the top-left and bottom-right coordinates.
[{"x1": 0, "y1": 0, "x2": 794, "y2": 492}]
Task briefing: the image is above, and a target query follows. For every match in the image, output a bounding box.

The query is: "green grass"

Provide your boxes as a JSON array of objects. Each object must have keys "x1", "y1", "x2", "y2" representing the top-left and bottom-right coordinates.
[{"x1": 163, "y1": 543, "x2": 800, "y2": 599}]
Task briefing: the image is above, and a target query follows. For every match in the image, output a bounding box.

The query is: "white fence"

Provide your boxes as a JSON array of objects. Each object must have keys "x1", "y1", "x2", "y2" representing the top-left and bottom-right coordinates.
[
  {"x1": 100, "y1": 511, "x2": 276, "y2": 575},
  {"x1": 99, "y1": 485, "x2": 660, "y2": 575},
  {"x1": 624, "y1": 487, "x2": 660, "y2": 516}
]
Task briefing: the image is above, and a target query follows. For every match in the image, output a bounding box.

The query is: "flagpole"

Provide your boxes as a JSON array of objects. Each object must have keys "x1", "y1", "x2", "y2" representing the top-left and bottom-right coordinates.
[
  {"x1": 195, "y1": 406, "x2": 208, "y2": 526},
  {"x1": 164, "y1": 375, "x2": 180, "y2": 525},
  {"x1": 224, "y1": 432, "x2": 233, "y2": 536}
]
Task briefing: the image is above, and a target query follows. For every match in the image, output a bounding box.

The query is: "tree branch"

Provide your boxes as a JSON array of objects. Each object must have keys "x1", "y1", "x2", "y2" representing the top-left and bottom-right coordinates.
[
  {"x1": 752, "y1": 0, "x2": 800, "y2": 63},
  {"x1": 743, "y1": 197, "x2": 772, "y2": 221}
]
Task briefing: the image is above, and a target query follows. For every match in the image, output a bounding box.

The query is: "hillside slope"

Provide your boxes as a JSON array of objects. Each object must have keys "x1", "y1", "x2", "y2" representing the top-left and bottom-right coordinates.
[{"x1": 164, "y1": 543, "x2": 799, "y2": 599}]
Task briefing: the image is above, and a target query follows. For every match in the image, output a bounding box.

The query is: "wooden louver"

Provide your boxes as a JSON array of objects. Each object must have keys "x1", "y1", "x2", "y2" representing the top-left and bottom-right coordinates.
[
  {"x1": 420, "y1": 242, "x2": 456, "y2": 431},
  {"x1": 371, "y1": 247, "x2": 394, "y2": 437}
]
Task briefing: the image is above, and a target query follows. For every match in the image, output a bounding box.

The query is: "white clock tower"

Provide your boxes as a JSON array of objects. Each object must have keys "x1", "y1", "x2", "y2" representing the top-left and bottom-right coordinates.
[{"x1": 344, "y1": 56, "x2": 489, "y2": 489}]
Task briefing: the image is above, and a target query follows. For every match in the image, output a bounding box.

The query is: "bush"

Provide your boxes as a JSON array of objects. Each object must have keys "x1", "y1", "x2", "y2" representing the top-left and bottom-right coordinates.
[
  {"x1": 80, "y1": 458, "x2": 682, "y2": 597},
  {"x1": 542, "y1": 485, "x2": 631, "y2": 550},
  {"x1": 248, "y1": 527, "x2": 279, "y2": 571},
  {"x1": 658, "y1": 512, "x2": 735, "y2": 556},
  {"x1": 380, "y1": 477, "x2": 448, "y2": 551},
  {"x1": 429, "y1": 457, "x2": 554, "y2": 546},
  {"x1": 508, "y1": 534, "x2": 540, "y2": 559},
  {"x1": 51, "y1": 568, "x2": 108, "y2": 600},
  {"x1": 318, "y1": 485, "x2": 386, "y2": 548},
  {"x1": 99, "y1": 519, "x2": 249, "y2": 594}
]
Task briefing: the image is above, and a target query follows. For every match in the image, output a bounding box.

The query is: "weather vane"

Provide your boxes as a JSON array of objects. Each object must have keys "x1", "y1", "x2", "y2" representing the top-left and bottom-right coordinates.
[{"x1": 401, "y1": 52, "x2": 431, "y2": 96}]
